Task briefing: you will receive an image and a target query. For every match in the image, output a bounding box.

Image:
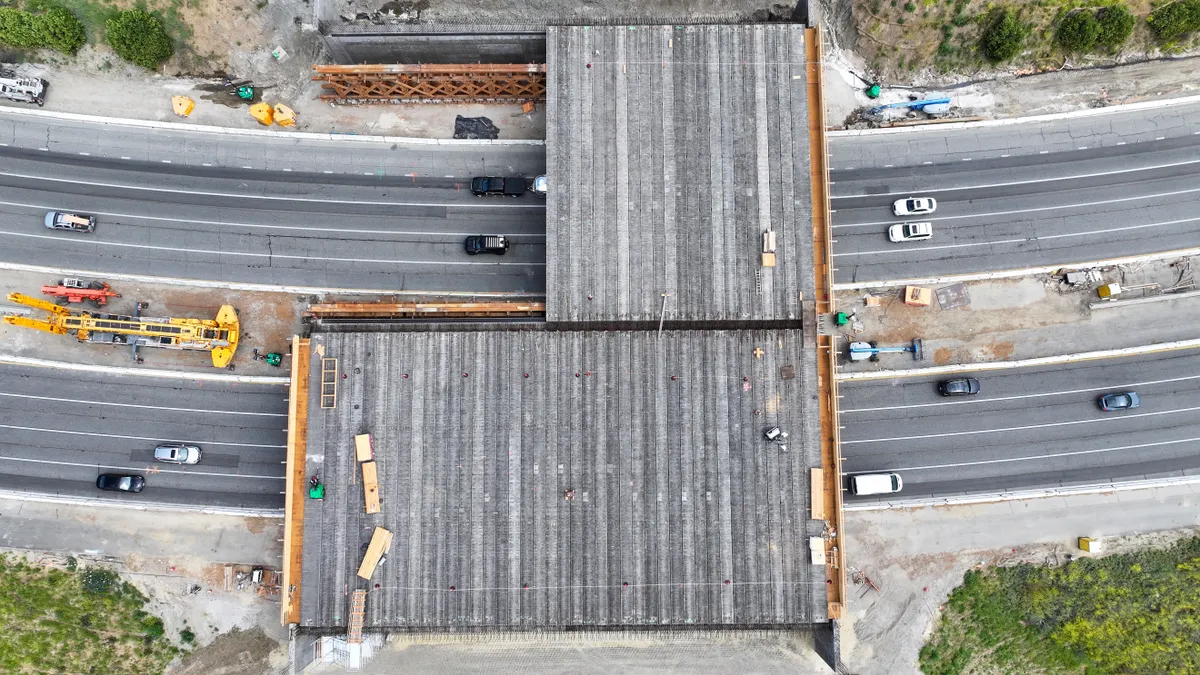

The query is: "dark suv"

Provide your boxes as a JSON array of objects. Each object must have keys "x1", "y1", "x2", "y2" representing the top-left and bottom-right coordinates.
[
  {"x1": 96, "y1": 474, "x2": 144, "y2": 493},
  {"x1": 464, "y1": 235, "x2": 509, "y2": 255}
]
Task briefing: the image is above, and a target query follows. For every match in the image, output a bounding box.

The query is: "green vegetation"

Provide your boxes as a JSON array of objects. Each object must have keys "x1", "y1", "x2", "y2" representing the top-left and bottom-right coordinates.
[
  {"x1": 0, "y1": 4, "x2": 85, "y2": 54},
  {"x1": 0, "y1": 554, "x2": 178, "y2": 674},
  {"x1": 105, "y1": 8, "x2": 172, "y2": 69},
  {"x1": 1095, "y1": 5, "x2": 1136, "y2": 49},
  {"x1": 921, "y1": 536, "x2": 1200, "y2": 675},
  {"x1": 980, "y1": 8, "x2": 1028, "y2": 62},
  {"x1": 1056, "y1": 10, "x2": 1100, "y2": 53},
  {"x1": 1147, "y1": 0, "x2": 1200, "y2": 43}
]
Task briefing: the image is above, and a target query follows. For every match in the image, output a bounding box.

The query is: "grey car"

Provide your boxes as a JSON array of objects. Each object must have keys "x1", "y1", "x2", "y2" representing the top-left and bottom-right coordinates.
[
  {"x1": 154, "y1": 443, "x2": 202, "y2": 464},
  {"x1": 1098, "y1": 392, "x2": 1140, "y2": 412}
]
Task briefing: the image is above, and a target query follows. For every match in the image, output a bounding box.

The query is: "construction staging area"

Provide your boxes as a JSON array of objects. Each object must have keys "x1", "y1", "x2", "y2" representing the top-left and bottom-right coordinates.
[
  {"x1": 546, "y1": 24, "x2": 813, "y2": 322},
  {"x1": 297, "y1": 329, "x2": 823, "y2": 629}
]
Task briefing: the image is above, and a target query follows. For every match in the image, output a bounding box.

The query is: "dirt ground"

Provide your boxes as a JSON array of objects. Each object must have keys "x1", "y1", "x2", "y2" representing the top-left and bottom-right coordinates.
[
  {"x1": 0, "y1": 269, "x2": 304, "y2": 375},
  {"x1": 834, "y1": 256, "x2": 1197, "y2": 368}
]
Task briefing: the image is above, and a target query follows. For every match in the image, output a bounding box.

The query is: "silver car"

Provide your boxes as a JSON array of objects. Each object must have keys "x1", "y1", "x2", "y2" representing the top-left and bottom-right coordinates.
[
  {"x1": 154, "y1": 443, "x2": 202, "y2": 464},
  {"x1": 892, "y1": 197, "x2": 937, "y2": 216}
]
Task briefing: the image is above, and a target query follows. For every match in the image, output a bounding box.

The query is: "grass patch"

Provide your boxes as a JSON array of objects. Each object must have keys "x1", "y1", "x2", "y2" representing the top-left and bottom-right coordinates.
[
  {"x1": 921, "y1": 536, "x2": 1200, "y2": 674},
  {"x1": 22, "y1": 0, "x2": 189, "y2": 47},
  {"x1": 0, "y1": 554, "x2": 179, "y2": 674}
]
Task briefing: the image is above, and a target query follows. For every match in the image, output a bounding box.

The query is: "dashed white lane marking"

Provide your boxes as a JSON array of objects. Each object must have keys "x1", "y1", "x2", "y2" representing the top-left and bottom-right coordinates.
[
  {"x1": 832, "y1": 214, "x2": 1200, "y2": 257},
  {"x1": 841, "y1": 374, "x2": 1200, "y2": 413},
  {"x1": 0, "y1": 197, "x2": 549, "y2": 238},
  {"x1": 0, "y1": 230, "x2": 547, "y2": 266},
  {"x1": 0, "y1": 422, "x2": 286, "y2": 448},
  {"x1": 842, "y1": 404, "x2": 1200, "y2": 445},
  {"x1": 0, "y1": 391, "x2": 287, "y2": 417},
  {"x1": 0, "y1": 455, "x2": 285, "y2": 480},
  {"x1": 0, "y1": 170, "x2": 546, "y2": 209},
  {"x1": 832, "y1": 184, "x2": 1200, "y2": 229},
  {"x1": 849, "y1": 436, "x2": 1200, "y2": 472}
]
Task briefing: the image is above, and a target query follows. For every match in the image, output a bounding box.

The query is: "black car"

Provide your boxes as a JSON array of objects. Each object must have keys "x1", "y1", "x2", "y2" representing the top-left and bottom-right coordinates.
[
  {"x1": 96, "y1": 474, "x2": 144, "y2": 493},
  {"x1": 470, "y1": 176, "x2": 525, "y2": 197},
  {"x1": 464, "y1": 235, "x2": 509, "y2": 255},
  {"x1": 938, "y1": 377, "x2": 980, "y2": 396}
]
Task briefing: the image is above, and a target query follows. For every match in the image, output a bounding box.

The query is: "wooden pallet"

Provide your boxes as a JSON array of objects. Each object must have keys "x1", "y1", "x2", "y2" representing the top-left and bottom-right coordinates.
[
  {"x1": 320, "y1": 358, "x2": 338, "y2": 409},
  {"x1": 347, "y1": 589, "x2": 366, "y2": 644}
]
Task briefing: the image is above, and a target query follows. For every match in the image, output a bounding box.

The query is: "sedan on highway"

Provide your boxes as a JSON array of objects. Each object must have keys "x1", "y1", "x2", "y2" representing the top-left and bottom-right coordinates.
[
  {"x1": 892, "y1": 197, "x2": 937, "y2": 216},
  {"x1": 44, "y1": 211, "x2": 96, "y2": 233},
  {"x1": 154, "y1": 443, "x2": 202, "y2": 464},
  {"x1": 938, "y1": 377, "x2": 980, "y2": 396},
  {"x1": 96, "y1": 474, "x2": 144, "y2": 493},
  {"x1": 888, "y1": 222, "x2": 933, "y2": 243},
  {"x1": 1099, "y1": 391, "x2": 1140, "y2": 411}
]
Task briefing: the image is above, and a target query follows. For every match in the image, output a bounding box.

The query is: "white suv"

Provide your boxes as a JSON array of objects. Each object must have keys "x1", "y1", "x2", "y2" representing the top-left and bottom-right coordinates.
[{"x1": 892, "y1": 197, "x2": 937, "y2": 216}]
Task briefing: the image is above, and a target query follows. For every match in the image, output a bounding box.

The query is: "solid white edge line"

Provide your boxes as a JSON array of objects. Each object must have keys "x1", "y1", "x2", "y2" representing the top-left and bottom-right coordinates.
[
  {"x1": 0, "y1": 353, "x2": 290, "y2": 385},
  {"x1": 828, "y1": 91, "x2": 1200, "y2": 138},
  {"x1": 0, "y1": 106, "x2": 545, "y2": 147},
  {"x1": 0, "y1": 489, "x2": 283, "y2": 517},
  {"x1": 832, "y1": 246, "x2": 1200, "y2": 290},
  {"x1": 844, "y1": 475, "x2": 1200, "y2": 512},
  {"x1": 835, "y1": 338, "x2": 1200, "y2": 381},
  {"x1": 0, "y1": 260, "x2": 548, "y2": 298}
]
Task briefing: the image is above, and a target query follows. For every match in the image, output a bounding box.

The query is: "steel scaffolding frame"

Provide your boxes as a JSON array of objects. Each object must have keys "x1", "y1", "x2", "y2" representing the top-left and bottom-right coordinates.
[{"x1": 311, "y1": 64, "x2": 547, "y2": 103}]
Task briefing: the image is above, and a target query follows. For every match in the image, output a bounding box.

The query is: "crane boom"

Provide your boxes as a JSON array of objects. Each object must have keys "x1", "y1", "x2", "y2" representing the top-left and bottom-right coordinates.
[{"x1": 3, "y1": 293, "x2": 240, "y2": 368}]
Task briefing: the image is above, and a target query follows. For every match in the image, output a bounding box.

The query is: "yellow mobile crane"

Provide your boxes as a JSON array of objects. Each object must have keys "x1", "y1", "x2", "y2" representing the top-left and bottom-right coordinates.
[{"x1": 3, "y1": 293, "x2": 240, "y2": 368}]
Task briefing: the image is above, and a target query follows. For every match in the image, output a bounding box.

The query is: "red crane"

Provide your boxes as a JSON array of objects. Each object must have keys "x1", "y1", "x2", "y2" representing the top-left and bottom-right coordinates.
[{"x1": 40, "y1": 278, "x2": 121, "y2": 308}]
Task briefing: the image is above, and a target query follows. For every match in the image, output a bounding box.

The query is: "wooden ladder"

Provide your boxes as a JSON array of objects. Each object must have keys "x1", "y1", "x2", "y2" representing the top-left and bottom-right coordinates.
[
  {"x1": 347, "y1": 589, "x2": 366, "y2": 643},
  {"x1": 320, "y1": 358, "x2": 338, "y2": 409}
]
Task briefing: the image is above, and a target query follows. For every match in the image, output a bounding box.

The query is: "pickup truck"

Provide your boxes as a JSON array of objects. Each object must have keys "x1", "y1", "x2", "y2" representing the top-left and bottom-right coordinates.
[
  {"x1": 44, "y1": 211, "x2": 96, "y2": 233},
  {"x1": 470, "y1": 176, "x2": 525, "y2": 197}
]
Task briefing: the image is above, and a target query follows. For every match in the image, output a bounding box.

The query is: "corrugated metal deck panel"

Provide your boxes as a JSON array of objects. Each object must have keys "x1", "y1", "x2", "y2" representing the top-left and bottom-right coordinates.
[
  {"x1": 299, "y1": 330, "x2": 825, "y2": 630},
  {"x1": 545, "y1": 25, "x2": 813, "y2": 323}
]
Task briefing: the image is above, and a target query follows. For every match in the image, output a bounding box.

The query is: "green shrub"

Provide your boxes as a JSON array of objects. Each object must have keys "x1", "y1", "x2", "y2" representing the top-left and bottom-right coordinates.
[
  {"x1": 105, "y1": 9, "x2": 173, "y2": 70},
  {"x1": 0, "y1": 5, "x2": 85, "y2": 54},
  {"x1": 1057, "y1": 10, "x2": 1100, "y2": 53},
  {"x1": 180, "y1": 629, "x2": 195, "y2": 644},
  {"x1": 142, "y1": 615, "x2": 165, "y2": 639},
  {"x1": 980, "y1": 9, "x2": 1029, "y2": 62},
  {"x1": 81, "y1": 568, "x2": 117, "y2": 595},
  {"x1": 0, "y1": 8, "x2": 45, "y2": 49},
  {"x1": 1147, "y1": 0, "x2": 1200, "y2": 43},
  {"x1": 39, "y1": 6, "x2": 85, "y2": 54},
  {"x1": 1096, "y1": 5, "x2": 1136, "y2": 48}
]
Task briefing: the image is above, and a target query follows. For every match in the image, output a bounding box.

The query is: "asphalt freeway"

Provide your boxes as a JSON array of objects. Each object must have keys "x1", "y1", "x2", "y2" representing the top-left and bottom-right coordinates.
[
  {"x1": 838, "y1": 350, "x2": 1200, "y2": 502},
  {"x1": 827, "y1": 100, "x2": 1200, "y2": 285},
  {"x1": 0, "y1": 363, "x2": 287, "y2": 510},
  {"x1": 0, "y1": 147, "x2": 547, "y2": 292}
]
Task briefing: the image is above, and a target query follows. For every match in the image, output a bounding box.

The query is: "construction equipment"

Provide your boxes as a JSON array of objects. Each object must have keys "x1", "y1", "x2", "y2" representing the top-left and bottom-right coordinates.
[
  {"x1": 252, "y1": 348, "x2": 283, "y2": 366},
  {"x1": 0, "y1": 72, "x2": 47, "y2": 106},
  {"x1": 848, "y1": 339, "x2": 924, "y2": 362},
  {"x1": 3, "y1": 293, "x2": 240, "y2": 368},
  {"x1": 41, "y1": 278, "x2": 120, "y2": 308},
  {"x1": 870, "y1": 96, "x2": 951, "y2": 116}
]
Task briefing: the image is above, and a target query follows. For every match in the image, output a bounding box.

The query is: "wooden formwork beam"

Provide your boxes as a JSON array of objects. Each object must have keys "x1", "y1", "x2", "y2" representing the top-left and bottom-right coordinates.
[
  {"x1": 806, "y1": 26, "x2": 847, "y2": 622},
  {"x1": 306, "y1": 301, "x2": 546, "y2": 318},
  {"x1": 281, "y1": 336, "x2": 311, "y2": 626},
  {"x1": 312, "y1": 64, "x2": 547, "y2": 103}
]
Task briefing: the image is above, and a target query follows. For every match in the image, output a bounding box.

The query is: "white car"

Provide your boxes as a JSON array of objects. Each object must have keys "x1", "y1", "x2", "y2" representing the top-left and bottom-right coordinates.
[
  {"x1": 154, "y1": 443, "x2": 202, "y2": 464},
  {"x1": 888, "y1": 222, "x2": 933, "y2": 242},
  {"x1": 892, "y1": 197, "x2": 937, "y2": 216}
]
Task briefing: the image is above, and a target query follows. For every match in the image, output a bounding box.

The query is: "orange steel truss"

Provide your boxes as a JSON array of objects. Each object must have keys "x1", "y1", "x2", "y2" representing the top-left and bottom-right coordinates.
[{"x1": 311, "y1": 64, "x2": 547, "y2": 103}]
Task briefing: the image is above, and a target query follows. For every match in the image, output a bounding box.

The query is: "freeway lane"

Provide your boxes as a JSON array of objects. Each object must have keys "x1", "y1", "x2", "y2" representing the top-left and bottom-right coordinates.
[
  {"x1": 0, "y1": 107, "x2": 545, "y2": 177},
  {"x1": 0, "y1": 364, "x2": 287, "y2": 510},
  {"x1": 838, "y1": 351, "x2": 1200, "y2": 502},
  {"x1": 829, "y1": 136, "x2": 1200, "y2": 284},
  {"x1": 0, "y1": 150, "x2": 546, "y2": 292}
]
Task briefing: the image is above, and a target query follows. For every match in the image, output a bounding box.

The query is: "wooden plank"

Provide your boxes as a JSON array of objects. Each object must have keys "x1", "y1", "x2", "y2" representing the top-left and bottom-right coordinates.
[
  {"x1": 362, "y1": 461, "x2": 380, "y2": 514},
  {"x1": 354, "y1": 434, "x2": 373, "y2": 462},
  {"x1": 281, "y1": 336, "x2": 311, "y2": 626},
  {"x1": 810, "y1": 468, "x2": 825, "y2": 520},
  {"x1": 357, "y1": 527, "x2": 393, "y2": 579}
]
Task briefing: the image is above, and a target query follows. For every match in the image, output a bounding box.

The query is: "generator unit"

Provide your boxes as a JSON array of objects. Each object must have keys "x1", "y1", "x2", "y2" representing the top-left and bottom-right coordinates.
[{"x1": 0, "y1": 72, "x2": 47, "y2": 106}]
